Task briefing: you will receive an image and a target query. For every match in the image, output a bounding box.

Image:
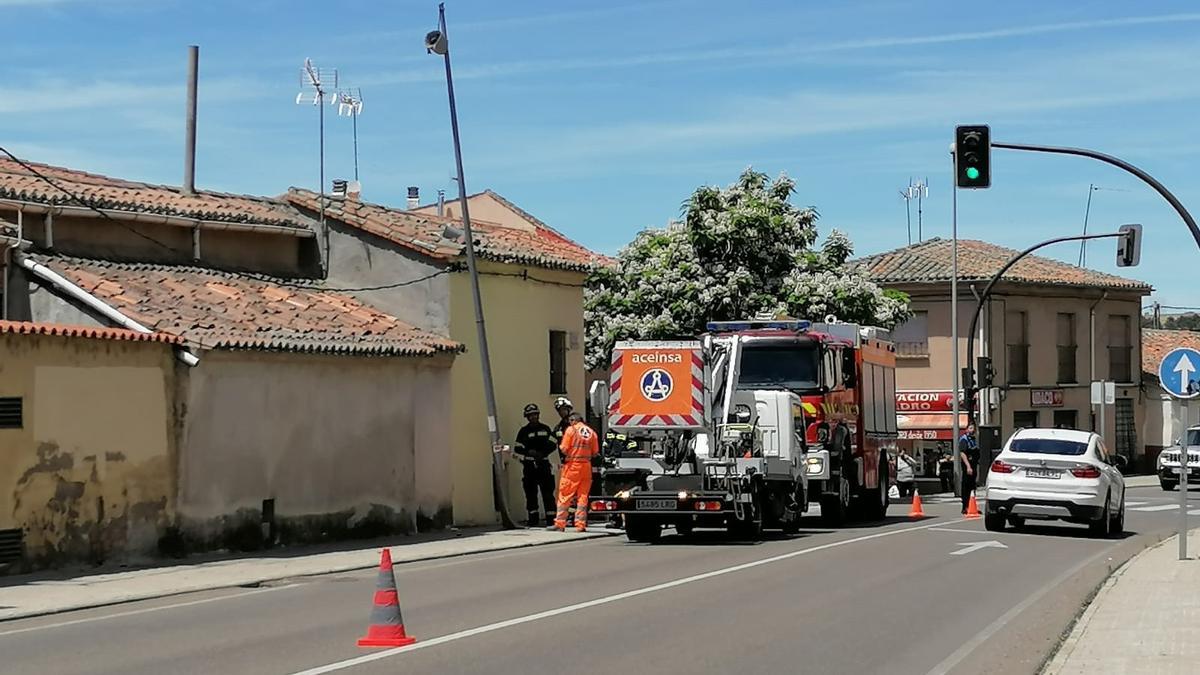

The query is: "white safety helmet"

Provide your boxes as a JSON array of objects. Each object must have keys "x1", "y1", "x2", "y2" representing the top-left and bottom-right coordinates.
[{"x1": 553, "y1": 396, "x2": 573, "y2": 411}]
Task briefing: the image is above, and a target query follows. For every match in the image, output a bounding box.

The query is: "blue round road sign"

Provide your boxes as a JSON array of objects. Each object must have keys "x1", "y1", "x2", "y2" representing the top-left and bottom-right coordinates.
[{"x1": 1158, "y1": 347, "x2": 1200, "y2": 399}]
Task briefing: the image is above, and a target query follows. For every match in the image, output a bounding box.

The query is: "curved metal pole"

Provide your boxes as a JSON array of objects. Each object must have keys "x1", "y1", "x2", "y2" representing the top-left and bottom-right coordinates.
[
  {"x1": 964, "y1": 232, "x2": 1122, "y2": 428},
  {"x1": 994, "y1": 142, "x2": 1200, "y2": 250}
]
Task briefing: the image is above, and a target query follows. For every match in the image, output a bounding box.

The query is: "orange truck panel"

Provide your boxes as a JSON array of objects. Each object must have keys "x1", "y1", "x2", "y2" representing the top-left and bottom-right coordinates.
[{"x1": 609, "y1": 342, "x2": 706, "y2": 428}]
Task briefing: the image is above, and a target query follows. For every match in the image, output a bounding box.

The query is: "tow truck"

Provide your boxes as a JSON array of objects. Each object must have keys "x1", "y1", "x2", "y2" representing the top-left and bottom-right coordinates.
[{"x1": 588, "y1": 318, "x2": 898, "y2": 541}]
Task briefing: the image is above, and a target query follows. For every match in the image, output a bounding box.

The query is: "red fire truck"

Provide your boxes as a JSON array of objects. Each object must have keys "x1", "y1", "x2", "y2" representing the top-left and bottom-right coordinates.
[{"x1": 706, "y1": 319, "x2": 899, "y2": 525}]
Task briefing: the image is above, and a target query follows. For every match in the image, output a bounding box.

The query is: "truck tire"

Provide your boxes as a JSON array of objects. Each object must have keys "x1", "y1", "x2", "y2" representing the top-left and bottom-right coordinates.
[
  {"x1": 625, "y1": 517, "x2": 662, "y2": 543},
  {"x1": 1162, "y1": 480, "x2": 1178, "y2": 491},
  {"x1": 861, "y1": 458, "x2": 889, "y2": 521},
  {"x1": 820, "y1": 476, "x2": 852, "y2": 527}
]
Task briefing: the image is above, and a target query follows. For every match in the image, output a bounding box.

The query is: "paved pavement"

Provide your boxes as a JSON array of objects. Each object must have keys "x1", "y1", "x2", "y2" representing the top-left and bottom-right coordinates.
[
  {"x1": 0, "y1": 486, "x2": 1188, "y2": 675},
  {"x1": 0, "y1": 527, "x2": 608, "y2": 621},
  {"x1": 1045, "y1": 523, "x2": 1200, "y2": 674}
]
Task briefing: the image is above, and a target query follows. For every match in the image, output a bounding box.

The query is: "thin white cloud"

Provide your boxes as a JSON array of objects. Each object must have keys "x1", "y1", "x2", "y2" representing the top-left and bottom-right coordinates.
[
  {"x1": 357, "y1": 11, "x2": 1200, "y2": 85},
  {"x1": 0, "y1": 76, "x2": 274, "y2": 115}
]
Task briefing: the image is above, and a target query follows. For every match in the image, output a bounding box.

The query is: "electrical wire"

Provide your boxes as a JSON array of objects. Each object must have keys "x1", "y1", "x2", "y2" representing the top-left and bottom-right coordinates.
[{"x1": 0, "y1": 145, "x2": 456, "y2": 293}]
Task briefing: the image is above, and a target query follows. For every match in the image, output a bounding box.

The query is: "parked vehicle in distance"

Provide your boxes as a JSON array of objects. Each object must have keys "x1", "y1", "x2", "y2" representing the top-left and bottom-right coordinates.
[
  {"x1": 984, "y1": 428, "x2": 1126, "y2": 537},
  {"x1": 1156, "y1": 426, "x2": 1200, "y2": 491}
]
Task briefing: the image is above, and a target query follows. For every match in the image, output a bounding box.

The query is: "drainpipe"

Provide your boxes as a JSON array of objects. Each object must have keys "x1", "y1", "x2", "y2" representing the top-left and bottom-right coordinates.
[
  {"x1": 14, "y1": 252, "x2": 200, "y2": 367},
  {"x1": 969, "y1": 283, "x2": 988, "y2": 427},
  {"x1": 1089, "y1": 291, "x2": 1109, "y2": 432},
  {"x1": 44, "y1": 211, "x2": 54, "y2": 250}
]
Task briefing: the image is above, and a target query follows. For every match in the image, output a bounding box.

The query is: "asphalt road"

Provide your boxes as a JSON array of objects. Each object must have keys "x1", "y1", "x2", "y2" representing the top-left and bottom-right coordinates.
[{"x1": 1, "y1": 485, "x2": 1194, "y2": 675}]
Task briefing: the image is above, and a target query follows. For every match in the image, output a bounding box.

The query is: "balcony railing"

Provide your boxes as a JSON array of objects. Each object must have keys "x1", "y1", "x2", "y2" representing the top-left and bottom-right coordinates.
[{"x1": 895, "y1": 340, "x2": 929, "y2": 357}]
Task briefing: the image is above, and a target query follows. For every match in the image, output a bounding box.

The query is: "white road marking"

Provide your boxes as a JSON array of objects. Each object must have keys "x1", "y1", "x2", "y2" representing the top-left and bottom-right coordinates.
[
  {"x1": 0, "y1": 584, "x2": 300, "y2": 638},
  {"x1": 950, "y1": 540, "x2": 1007, "y2": 556},
  {"x1": 926, "y1": 545, "x2": 1121, "y2": 675},
  {"x1": 1131, "y1": 504, "x2": 1179, "y2": 512},
  {"x1": 1123, "y1": 501, "x2": 1149, "y2": 507},
  {"x1": 288, "y1": 520, "x2": 950, "y2": 675}
]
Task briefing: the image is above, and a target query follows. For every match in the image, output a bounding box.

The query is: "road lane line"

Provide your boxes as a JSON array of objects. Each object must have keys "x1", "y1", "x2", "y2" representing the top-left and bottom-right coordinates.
[
  {"x1": 1131, "y1": 504, "x2": 1178, "y2": 512},
  {"x1": 925, "y1": 545, "x2": 1118, "y2": 675},
  {"x1": 1123, "y1": 501, "x2": 1149, "y2": 507},
  {"x1": 288, "y1": 520, "x2": 950, "y2": 675},
  {"x1": 0, "y1": 584, "x2": 299, "y2": 638}
]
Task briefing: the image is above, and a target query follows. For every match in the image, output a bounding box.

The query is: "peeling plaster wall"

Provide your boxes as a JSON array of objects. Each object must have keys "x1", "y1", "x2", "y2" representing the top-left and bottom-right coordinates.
[
  {"x1": 176, "y1": 350, "x2": 454, "y2": 548},
  {"x1": 0, "y1": 333, "x2": 176, "y2": 570}
]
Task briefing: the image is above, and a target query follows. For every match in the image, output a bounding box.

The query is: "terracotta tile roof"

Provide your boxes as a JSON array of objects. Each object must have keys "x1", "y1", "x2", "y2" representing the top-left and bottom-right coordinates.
[
  {"x1": 0, "y1": 158, "x2": 313, "y2": 230},
  {"x1": 286, "y1": 189, "x2": 605, "y2": 272},
  {"x1": 855, "y1": 238, "x2": 1151, "y2": 291},
  {"x1": 1143, "y1": 329, "x2": 1200, "y2": 376},
  {"x1": 0, "y1": 319, "x2": 183, "y2": 344},
  {"x1": 28, "y1": 254, "x2": 461, "y2": 357}
]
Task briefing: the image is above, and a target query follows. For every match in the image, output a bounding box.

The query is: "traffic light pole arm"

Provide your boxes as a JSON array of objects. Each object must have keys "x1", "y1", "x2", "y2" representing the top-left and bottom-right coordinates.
[
  {"x1": 993, "y1": 141, "x2": 1200, "y2": 250},
  {"x1": 964, "y1": 232, "x2": 1122, "y2": 428}
]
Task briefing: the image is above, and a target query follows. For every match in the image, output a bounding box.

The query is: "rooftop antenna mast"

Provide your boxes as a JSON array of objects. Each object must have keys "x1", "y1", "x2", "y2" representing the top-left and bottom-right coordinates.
[
  {"x1": 900, "y1": 177, "x2": 914, "y2": 245},
  {"x1": 913, "y1": 177, "x2": 929, "y2": 243},
  {"x1": 295, "y1": 57, "x2": 338, "y2": 273},
  {"x1": 1078, "y1": 184, "x2": 1129, "y2": 267},
  {"x1": 335, "y1": 88, "x2": 364, "y2": 182}
]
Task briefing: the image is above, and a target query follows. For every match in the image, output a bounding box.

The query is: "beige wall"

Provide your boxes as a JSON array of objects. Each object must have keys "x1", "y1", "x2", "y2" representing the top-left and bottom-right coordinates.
[
  {"x1": 414, "y1": 193, "x2": 534, "y2": 232},
  {"x1": 177, "y1": 350, "x2": 455, "y2": 542},
  {"x1": 0, "y1": 333, "x2": 176, "y2": 568},
  {"x1": 893, "y1": 283, "x2": 1148, "y2": 462},
  {"x1": 449, "y1": 262, "x2": 586, "y2": 524},
  {"x1": 0, "y1": 208, "x2": 312, "y2": 277}
]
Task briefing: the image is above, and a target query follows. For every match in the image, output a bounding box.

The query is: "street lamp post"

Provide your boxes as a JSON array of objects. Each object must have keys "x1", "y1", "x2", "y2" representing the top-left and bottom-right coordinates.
[{"x1": 427, "y1": 4, "x2": 516, "y2": 529}]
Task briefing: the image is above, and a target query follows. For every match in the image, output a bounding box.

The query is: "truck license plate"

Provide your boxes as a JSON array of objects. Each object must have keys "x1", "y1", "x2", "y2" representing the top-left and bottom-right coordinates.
[
  {"x1": 637, "y1": 499, "x2": 676, "y2": 511},
  {"x1": 1026, "y1": 468, "x2": 1061, "y2": 479}
]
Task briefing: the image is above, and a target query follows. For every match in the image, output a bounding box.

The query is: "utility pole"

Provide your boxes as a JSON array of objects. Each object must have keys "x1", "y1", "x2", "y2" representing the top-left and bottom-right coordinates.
[
  {"x1": 950, "y1": 148, "x2": 961, "y2": 490},
  {"x1": 916, "y1": 177, "x2": 928, "y2": 242},
  {"x1": 900, "y1": 182, "x2": 913, "y2": 246},
  {"x1": 427, "y1": 4, "x2": 516, "y2": 529},
  {"x1": 1154, "y1": 301, "x2": 1163, "y2": 329}
]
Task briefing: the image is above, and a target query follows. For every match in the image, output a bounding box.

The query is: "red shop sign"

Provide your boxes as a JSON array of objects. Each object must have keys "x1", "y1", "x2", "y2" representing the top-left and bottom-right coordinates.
[{"x1": 895, "y1": 391, "x2": 956, "y2": 413}]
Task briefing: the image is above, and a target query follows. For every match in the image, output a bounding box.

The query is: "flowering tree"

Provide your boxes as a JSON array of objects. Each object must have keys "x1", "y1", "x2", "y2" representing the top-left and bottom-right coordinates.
[{"x1": 585, "y1": 169, "x2": 911, "y2": 370}]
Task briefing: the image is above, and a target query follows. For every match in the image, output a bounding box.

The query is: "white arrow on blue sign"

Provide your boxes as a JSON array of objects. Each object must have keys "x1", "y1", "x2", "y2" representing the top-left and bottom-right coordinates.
[{"x1": 1159, "y1": 347, "x2": 1200, "y2": 399}]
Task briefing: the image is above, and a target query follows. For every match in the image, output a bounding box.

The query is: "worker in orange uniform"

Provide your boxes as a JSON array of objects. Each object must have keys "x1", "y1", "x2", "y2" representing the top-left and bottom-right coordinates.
[{"x1": 551, "y1": 412, "x2": 600, "y2": 532}]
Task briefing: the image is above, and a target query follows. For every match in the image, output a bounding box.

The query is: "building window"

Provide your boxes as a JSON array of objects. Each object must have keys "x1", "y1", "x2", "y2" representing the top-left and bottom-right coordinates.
[
  {"x1": 1013, "y1": 410, "x2": 1039, "y2": 429},
  {"x1": 549, "y1": 330, "x2": 568, "y2": 395},
  {"x1": 1056, "y1": 313, "x2": 1077, "y2": 384},
  {"x1": 1006, "y1": 310, "x2": 1029, "y2": 385},
  {"x1": 1053, "y1": 409, "x2": 1078, "y2": 430},
  {"x1": 0, "y1": 397, "x2": 22, "y2": 429},
  {"x1": 891, "y1": 311, "x2": 928, "y2": 357},
  {"x1": 1108, "y1": 315, "x2": 1132, "y2": 383},
  {"x1": 1115, "y1": 398, "x2": 1136, "y2": 458}
]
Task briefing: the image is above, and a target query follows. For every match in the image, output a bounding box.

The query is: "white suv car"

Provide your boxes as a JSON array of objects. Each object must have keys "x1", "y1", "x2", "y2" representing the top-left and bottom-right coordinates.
[
  {"x1": 1157, "y1": 426, "x2": 1200, "y2": 491},
  {"x1": 984, "y1": 428, "x2": 1126, "y2": 537}
]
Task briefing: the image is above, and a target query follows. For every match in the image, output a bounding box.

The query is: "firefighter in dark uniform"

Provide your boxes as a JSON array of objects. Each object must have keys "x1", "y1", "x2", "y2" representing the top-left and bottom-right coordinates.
[{"x1": 514, "y1": 403, "x2": 557, "y2": 527}]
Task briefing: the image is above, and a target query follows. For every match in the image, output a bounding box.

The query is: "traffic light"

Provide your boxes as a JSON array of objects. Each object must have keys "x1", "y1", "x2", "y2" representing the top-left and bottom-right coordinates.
[
  {"x1": 961, "y1": 367, "x2": 975, "y2": 395},
  {"x1": 1116, "y1": 223, "x2": 1142, "y2": 267},
  {"x1": 955, "y1": 125, "x2": 991, "y2": 189},
  {"x1": 977, "y1": 356, "x2": 994, "y2": 387}
]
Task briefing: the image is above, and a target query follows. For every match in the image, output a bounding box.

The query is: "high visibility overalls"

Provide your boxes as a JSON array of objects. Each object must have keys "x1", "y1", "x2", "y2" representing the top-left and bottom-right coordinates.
[{"x1": 554, "y1": 421, "x2": 599, "y2": 532}]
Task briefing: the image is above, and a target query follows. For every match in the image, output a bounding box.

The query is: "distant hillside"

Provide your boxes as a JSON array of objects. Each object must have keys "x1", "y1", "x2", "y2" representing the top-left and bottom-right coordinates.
[{"x1": 1143, "y1": 311, "x2": 1200, "y2": 331}]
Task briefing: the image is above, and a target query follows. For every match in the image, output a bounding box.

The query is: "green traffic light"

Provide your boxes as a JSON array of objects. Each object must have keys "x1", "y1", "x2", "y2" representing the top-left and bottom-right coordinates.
[{"x1": 966, "y1": 167, "x2": 980, "y2": 180}]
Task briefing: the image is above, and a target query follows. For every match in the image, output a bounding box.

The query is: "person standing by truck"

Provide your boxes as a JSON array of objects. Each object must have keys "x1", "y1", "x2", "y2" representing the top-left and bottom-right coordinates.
[
  {"x1": 513, "y1": 403, "x2": 557, "y2": 527},
  {"x1": 552, "y1": 412, "x2": 600, "y2": 532},
  {"x1": 895, "y1": 448, "x2": 917, "y2": 498}
]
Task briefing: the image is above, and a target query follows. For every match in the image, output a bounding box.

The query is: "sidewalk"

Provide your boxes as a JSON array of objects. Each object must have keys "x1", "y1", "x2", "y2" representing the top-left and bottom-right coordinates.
[
  {"x1": 0, "y1": 527, "x2": 611, "y2": 622},
  {"x1": 1044, "y1": 528, "x2": 1200, "y2": 674}
]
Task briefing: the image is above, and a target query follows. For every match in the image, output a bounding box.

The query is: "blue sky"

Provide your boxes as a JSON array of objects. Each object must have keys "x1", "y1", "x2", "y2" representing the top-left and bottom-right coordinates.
[{"x1": 3, "y1": 0, "x2": 1199, "y2": 307}]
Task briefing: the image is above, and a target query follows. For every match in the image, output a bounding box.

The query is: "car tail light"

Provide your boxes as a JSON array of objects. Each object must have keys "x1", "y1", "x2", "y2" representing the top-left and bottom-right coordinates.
[
  {"x1": 1070, "y1": 465, "x2": 1102, "y2": 479},
  {"x1": 591, "y1": 500, "x2": 617, "y2": 512},
  {"x1": 991, "y1": 459, "x2": 1015, "y2": 474},
  {"x1": 696, "y1": 501, "x2": 723, "y2": 511}
]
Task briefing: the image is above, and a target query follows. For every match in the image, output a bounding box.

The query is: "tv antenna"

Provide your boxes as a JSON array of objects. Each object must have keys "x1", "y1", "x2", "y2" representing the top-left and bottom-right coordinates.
[
  {"x1": 334, "y1": 88, "x2": 363, "y2": 182},
  {"x1": 295, "y1": 58, "x2": 338, "y2": 271},
  {"x1": 901, "y1": 178, "x2": 929, "y2": 244}
]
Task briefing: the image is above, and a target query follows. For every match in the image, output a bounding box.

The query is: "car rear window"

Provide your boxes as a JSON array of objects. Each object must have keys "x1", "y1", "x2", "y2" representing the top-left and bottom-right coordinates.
[{"x1": 1009, "y1": 438, "x2": 1088, "y2": 455}]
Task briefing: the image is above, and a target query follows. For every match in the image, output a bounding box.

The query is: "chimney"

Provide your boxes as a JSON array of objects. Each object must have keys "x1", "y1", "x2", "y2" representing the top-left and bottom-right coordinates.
[
  {"x1": 437, "y1": 189, "x2": 445, "y2": 217},
  {"x1": 183, "y1": 45, "x2": 199, "y2": 195},
  {"x1": 347, "y1": 180, "x2": 361, "y2": 202},
  {"x1": 406, "y1": 186, "x2": 420, "y2": 210},
  {"x1": 331, "y1": 179, "x2": 348, "y2": 197}
]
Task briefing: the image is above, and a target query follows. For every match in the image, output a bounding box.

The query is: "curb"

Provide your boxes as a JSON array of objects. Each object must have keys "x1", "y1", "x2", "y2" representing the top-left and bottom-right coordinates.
[{"x1": 0, "y1": 530, "x2": 615, "y2": 623}]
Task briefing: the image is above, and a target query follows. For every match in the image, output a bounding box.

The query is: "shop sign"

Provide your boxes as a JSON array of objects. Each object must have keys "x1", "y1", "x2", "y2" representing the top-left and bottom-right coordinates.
[
  {"x1": 1031, "y1": 389, "x2": 1065, "y2": 408},
  {"x1": 896, "y1": 391, "x2": 956, "y2": 413},
  {"x1": 899, "y1": 429, "x2": 953, "y2": 441}
]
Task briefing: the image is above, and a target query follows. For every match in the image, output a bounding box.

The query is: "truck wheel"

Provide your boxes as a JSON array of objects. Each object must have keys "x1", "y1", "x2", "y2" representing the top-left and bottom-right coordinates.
[
  {"x1": 1162, "y1": 480, "x2": 1178, "y2": 491},
  {"x1": 625, "y1": 518, "x2": 662, "y2": 543},
  {"x1": 984, "y1": 512, "x2": 1006, "y2": 532},
  {"x1": 861, "y1": 460, "x2": 889, "y2": 521},
  {"x1": 820, "y1": 476, "x2": 852, "y2": 527}
]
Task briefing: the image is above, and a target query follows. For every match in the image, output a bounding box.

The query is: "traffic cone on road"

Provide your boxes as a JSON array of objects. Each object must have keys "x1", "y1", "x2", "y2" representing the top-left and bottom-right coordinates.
[
  {"x1": 357, "y1": 549, "x2": 417, "y2": 648},
  {"x1": 964, "y1": 494, "x2": 982, "y2": 519},
  {"x1": 908, "y1": 491, "x2": 926, "y2": 519}
]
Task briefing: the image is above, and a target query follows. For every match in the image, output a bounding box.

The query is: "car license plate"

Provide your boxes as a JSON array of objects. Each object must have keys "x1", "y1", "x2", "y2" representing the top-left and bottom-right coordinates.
[
  {"x1": 1026, "y1": 468, "x2": 1061, "y2": 479},
  {"x1": 637, "y1": 499, "x2": 676, "y2": 511}
]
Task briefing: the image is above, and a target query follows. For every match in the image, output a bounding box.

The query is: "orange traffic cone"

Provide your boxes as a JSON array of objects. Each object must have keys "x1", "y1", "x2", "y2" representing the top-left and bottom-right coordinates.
[
  {"x1": 964, "y1": 494, "x2": 982, "y2": 519},
  {"x1": 357, "y1": 549, "x2": 417, "y2": 648},
  {"x1": 908, "y1": 491, "x2": 926, "y2": 519}
]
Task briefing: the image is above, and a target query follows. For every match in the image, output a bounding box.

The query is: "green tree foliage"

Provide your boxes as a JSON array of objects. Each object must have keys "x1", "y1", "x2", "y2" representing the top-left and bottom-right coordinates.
[{"x1": 585, "y1": 169, "x2": 912, "y2": 370}]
